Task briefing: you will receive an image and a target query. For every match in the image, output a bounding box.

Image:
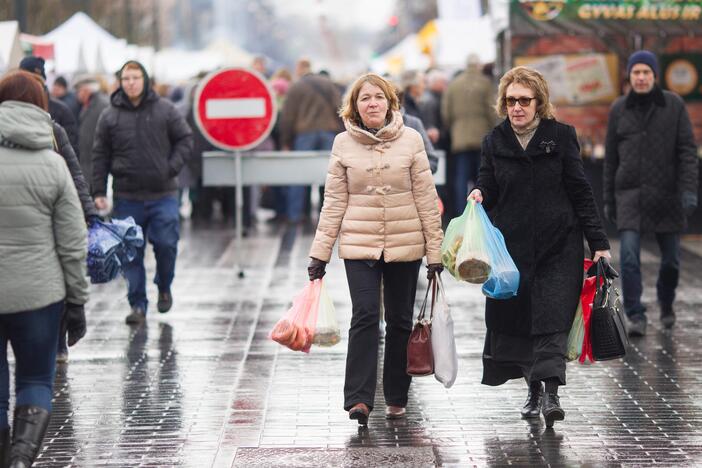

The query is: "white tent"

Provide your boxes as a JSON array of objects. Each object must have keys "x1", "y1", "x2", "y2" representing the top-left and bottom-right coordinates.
[
  {"x1": 154, "y1": 48, "x2": 222, "y2": 83},
  {"x1": 0, "y1": 21, "x2": 23, "y2": 73},
  {"x1": 42, "y1": 12, "x2": 127, "y2": 75},
  {"x1": 205, "y1": 39, "x2": 253, "y2": 67},
  {"x1": 434, "y1": 17, "x2": 497, "y2": 67}
]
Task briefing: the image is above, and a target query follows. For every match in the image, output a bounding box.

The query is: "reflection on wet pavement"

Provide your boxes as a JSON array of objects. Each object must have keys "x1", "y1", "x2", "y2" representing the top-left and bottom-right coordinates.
[{"x1": 23, "y1": 223, "x2": 702, "y2": 466}]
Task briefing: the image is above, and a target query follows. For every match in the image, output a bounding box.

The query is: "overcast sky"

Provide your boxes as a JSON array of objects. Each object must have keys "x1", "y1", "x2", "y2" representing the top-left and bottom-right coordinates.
[{"x1": 271, "y1": 0, "x2": 395, "y2": 31}]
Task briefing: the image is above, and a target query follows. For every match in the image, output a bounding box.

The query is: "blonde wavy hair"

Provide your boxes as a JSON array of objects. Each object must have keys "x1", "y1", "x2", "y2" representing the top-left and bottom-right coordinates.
[
  {"x1": 495, "y1": 66, "x2": 555, "y2": 120},
  {"x1": 339, "y1": 73, "x2": 399, "y2": 125}
]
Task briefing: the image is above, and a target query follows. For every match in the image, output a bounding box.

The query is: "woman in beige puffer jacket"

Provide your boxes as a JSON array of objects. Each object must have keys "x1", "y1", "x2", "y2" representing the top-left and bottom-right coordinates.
[{"x1": 308, "y1": 73, "x2": 443, "y2": 425}]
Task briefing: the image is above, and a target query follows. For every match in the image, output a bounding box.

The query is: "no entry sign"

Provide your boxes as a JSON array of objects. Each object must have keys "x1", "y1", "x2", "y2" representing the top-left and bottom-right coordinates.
[{"x1": 194, "y1": 68, "x2": 277, "y2": 151}]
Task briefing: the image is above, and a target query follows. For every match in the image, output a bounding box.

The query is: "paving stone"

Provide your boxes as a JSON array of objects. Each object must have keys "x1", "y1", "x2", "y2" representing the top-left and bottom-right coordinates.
[{"x1": 12, "y1": 222, "x2": 702, "y2": 467}]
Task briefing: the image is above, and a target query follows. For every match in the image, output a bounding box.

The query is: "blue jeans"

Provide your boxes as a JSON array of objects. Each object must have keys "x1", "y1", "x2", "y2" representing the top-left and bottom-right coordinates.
[
  {"x1": 452, "y1": 150, "x2": 481, "y2": 217},
  {"x1": 113, "y1": 196, "x2": 180, "y2": 313},
  {"x1": 286, "y1": 131, "x2": 336, "y2": 222},
  {"x1": 619, "y1": 230, "x2": 680, "y2": 318},
  {"x1": 0, "y1": 300, "x2": 63, "y2": 429}
]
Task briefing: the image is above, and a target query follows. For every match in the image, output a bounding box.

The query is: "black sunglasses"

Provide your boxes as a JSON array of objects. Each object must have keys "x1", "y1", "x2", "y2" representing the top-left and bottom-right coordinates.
[{"x1": 505, "y1": 96, "x2": 536, "y2": 107}]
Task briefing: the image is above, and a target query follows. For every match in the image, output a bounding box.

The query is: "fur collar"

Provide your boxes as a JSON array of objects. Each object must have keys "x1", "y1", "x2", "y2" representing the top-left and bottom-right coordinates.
[{"x1": 344, "y1": 110, "x2": 405, "y2": 145}]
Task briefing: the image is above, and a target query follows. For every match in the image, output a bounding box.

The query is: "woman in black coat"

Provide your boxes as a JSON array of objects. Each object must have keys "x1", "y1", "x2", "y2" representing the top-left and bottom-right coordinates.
[{"x1": 468, "y1": 66, "x2": 611, "y2": 428}]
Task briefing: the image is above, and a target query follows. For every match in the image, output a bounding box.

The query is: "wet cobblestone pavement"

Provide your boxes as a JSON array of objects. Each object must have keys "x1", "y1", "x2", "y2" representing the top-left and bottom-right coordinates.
[{"x1": 26, "y1": 220, "x2": 702, "y2": 467}]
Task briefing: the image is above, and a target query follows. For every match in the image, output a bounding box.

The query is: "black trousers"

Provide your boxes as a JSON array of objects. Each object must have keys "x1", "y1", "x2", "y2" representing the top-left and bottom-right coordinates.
[{"x1": 343, "y1": 258, "x2": 421, "y2": 411}]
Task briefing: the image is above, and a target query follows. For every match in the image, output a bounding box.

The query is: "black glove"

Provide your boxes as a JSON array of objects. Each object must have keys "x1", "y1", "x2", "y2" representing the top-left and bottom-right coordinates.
[
  {"x1": 87, "y1": 214, "x2": 103, "y2": 227},
  {"x1": 62, "y1": 303, "x2": 87, "y2": 347},
  {"x1": 603, "y1": 204, "x2": 616, "y2": 225},
  {"x1": 682, "y1": 191, "x2": 698, "y2": 217},
  {"x1": 427, "y1": 263, "x2": 444, "y2": 280},
  {"x1": 307, "y1": 258, "x2": 327, "y2": 281}
]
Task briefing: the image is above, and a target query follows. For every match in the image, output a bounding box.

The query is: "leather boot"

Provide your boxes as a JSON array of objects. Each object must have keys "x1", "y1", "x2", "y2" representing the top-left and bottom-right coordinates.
[
  {"x1": 0, "y1": 427, "x2": 10, "y2": 467},
  {"x1": 9, "y1": 406, "x2": 50, "y2": 468},
  {"x1": 660, "y1": 304, "x2": 676, "y2": 329},
  {"x1": 542, "y1": 392, "x2": 565, "y2": 428},
  {"x1": 520, "y1": 381, "x2": 543, "y2": 419}
]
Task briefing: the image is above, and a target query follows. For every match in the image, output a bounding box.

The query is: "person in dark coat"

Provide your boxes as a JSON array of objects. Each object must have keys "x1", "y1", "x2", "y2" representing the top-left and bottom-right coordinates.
[
  {"x1": 469, "y1": 66, "x2": 611, "y2": 428},
  {"x1": 19, "y1": 56, "x2": 80, "y2": 156},
  {"x1": 604, "y1": 50, "x2": 698, "y2": 337},
  {"x1": 92, "y1": 60, "x2": 193, "y2": 325},
  {"x1": 75, "y1": 76, "x2": 110, "y2": 192},
  {"x1": 52, "y1": 122, "x2": 95, "y2": 364}
]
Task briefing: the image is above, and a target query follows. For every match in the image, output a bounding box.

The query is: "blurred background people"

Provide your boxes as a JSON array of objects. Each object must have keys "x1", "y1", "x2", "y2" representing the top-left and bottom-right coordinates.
[
  {"x1": 279, "y1": 58, "x2": 342, "y2": 223},
  {"x1": 443, "y1": 54, "x2": 496, "y2": 218}
]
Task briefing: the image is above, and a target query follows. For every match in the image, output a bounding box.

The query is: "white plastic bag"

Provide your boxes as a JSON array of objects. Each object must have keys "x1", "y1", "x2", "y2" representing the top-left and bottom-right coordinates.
[
  {"x1": 431, "y1": 276, "x2": 458, "y2": 388},
  {"x1": 312, "y1": 280, "x2": 341, "y2": 347}
]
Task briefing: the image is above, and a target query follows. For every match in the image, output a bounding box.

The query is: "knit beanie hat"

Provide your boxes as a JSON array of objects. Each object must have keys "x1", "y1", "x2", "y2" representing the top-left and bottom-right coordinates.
[
  {"x1": 627, "y1": 50, "x2": 659, "y2": 77},
  {"x1": 19, "y1": 56, "x2": 47, "y2": 80}
]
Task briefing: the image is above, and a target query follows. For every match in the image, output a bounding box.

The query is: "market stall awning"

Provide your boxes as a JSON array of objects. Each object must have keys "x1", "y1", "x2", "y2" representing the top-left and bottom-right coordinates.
[{"x1": 510, "y1": 0, "x2": 702, "y2": 37}]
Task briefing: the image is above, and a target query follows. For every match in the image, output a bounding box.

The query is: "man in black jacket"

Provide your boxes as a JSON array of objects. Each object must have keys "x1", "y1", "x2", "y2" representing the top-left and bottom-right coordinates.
[
  {"x1": 604, "y1": 50, "x2": 699, "y2": 336},
  {"x1": 92, "y1": 60, "x2": 193, "y2": 325}
]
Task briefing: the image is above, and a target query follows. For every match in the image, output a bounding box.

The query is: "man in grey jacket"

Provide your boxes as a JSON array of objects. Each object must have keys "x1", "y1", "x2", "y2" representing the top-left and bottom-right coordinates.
[
  {"x1": 93, "y1": 61, "x2": 193, "y2": 325},
  {"x1": 604, "y1": 50, "x2": 699, "y2": 336}
]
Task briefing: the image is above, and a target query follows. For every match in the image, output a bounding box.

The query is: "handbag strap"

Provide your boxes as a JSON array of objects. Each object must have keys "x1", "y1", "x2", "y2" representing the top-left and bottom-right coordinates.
[
  {"x1": 417, "y1": 279, "x2": 432, "y2": 321},
  {"x1": 595, "y1": 258, "x2": 612, "y2": 303}
]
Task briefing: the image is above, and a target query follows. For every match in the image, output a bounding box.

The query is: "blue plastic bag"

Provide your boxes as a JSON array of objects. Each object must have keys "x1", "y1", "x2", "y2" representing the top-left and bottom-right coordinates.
[
  {"x1": 87, "y1": 217, "x2": 144, "y2": 284},
  {"x1": 475, "y1": 204, "x2": 520, "y2": 299}
]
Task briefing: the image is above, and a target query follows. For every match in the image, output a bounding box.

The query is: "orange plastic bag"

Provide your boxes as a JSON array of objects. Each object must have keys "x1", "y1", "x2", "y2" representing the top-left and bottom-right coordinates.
[{"x1": 269, "y1": 280, "x2": 322, "y2": 353}]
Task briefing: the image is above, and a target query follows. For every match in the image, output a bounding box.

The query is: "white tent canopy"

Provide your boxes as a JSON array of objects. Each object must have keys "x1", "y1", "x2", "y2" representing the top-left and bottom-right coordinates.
[
  {"x1": 0, "y1": 21, "x2": 23, "y2": 73},
  {"x1": 42, "y1": 12, "x2": 127, "y2": 75},
  {"x1": 434, "y1": 17, "x2": 497, "y2": 68}
]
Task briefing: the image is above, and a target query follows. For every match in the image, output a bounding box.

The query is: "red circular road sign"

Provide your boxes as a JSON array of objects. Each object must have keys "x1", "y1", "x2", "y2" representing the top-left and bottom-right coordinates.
[{"x1": 194, "y1": 67, "x2": 277, "y2": 151}]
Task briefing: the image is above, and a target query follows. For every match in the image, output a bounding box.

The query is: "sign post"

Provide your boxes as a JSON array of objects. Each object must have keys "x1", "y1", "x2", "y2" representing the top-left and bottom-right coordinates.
[{"x1": 193, "y1": 68, "x2": 277, "y2": 277}]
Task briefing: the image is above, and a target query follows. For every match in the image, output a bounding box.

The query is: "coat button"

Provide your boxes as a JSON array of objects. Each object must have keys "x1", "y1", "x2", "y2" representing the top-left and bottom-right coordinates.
[
  {"x1": 366, "y1": 186, "x2": 373, "y2": 192},
  {"x1": 383, "y1": 163, "x2": 390, "y2": 169}
]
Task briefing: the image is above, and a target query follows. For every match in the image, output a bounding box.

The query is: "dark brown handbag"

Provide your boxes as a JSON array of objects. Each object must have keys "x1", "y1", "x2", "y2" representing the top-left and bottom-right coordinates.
[{"x1": 406, "y1": 278, "x2": 436, "y2": 377}]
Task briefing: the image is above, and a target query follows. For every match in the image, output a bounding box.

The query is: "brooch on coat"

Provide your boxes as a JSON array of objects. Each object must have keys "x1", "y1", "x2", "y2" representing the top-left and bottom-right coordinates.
[{"x1": 539, "y1": 140, "x2": 556, "y2": 154}]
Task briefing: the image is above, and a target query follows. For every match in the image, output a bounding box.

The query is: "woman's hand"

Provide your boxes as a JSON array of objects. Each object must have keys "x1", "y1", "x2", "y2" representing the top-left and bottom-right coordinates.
[
  {"x1": 307, "y1": 258, "x2": 327, "y2": 281},
  {"x1": 592, "y1": 250, "x2": 612, "y2": 264},
  {"x1": 467, "y1": 189, "x2": 483, "y2": 203}
]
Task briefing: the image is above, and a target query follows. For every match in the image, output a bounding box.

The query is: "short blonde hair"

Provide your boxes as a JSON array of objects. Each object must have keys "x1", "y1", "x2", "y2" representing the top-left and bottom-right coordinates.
[
  {"x1": 339, "y1": 73, "x2": 399, "y2": 125},
  {"x1": 495, "y1": 66, "x2": 555, "y2": 120}
]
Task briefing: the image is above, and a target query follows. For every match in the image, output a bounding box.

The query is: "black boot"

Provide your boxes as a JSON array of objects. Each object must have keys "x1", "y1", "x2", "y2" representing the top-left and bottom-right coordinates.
[
  {"x1": 660, "y1": 304, "x2": 676, "y2": 329},
  {"x1": 9, "y1": 406, "x2": 50, "y2": 468},
  {"x1": 0, "y1": 427, "x2": 9, "y2": 467},
  {"x1": 520, "y1": 381, "x2": 543, "y2": 419},
  {"x1": 542, "y1": 392, "x2": 565, "y2": 428}
]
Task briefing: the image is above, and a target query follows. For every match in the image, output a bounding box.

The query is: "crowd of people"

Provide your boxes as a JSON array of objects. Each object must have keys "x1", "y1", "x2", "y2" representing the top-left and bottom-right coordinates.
[{"x1": 0, "y1": 47, "x2": 698, "y2": 465}]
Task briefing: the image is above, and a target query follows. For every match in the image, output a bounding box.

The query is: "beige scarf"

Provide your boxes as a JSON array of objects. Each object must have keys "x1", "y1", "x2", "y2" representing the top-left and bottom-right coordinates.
[{"x1": 512, "y1": 116, "x2": 540, "y2": 150}]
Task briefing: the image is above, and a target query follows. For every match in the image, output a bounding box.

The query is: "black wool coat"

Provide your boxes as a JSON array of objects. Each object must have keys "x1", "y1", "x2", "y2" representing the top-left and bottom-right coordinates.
[
  {"x1": 475, "y1": 119, "x2": 610, "y2": 336},
  {"x1": 604, "y1": 87, "x2": 698, "y2": 233}
]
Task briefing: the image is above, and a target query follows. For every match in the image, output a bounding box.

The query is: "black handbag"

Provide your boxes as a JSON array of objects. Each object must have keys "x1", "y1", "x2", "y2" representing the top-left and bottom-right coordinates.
[{"x1": 590, "y1": 259, "x2": 628, "y2": 361}]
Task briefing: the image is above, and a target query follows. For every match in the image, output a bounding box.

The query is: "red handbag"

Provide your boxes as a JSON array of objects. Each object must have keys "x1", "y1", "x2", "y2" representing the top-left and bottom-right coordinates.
[{"x1": 406, "y1": 278, "x2": 436, "y2": 377}]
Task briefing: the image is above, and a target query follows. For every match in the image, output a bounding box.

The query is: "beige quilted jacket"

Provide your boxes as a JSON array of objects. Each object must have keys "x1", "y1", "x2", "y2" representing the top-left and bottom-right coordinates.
[{"x1": 309, "y1": 111, "x2": 443, "y2": 264}]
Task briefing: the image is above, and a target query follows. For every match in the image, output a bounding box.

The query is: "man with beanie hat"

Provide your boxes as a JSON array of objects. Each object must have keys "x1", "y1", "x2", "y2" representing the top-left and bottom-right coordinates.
[
  {"x1": 604, "y1": 50, "x2": 698, "y2": 336},
  {"x1": 92, "y1": 60, "x2": 193, "y2": 325},
  {"x1": 19, "y1": 55, "x2": 80, "y2": 155}
]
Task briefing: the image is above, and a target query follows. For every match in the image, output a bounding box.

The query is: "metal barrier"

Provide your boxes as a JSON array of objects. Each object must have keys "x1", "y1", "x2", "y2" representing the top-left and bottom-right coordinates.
[
  {"x1": 202, "y1": 150, "x2": 446, "y2": 186},
  {"x1": 202, "y1": 150, "x2": 446, "y2": 276}
]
